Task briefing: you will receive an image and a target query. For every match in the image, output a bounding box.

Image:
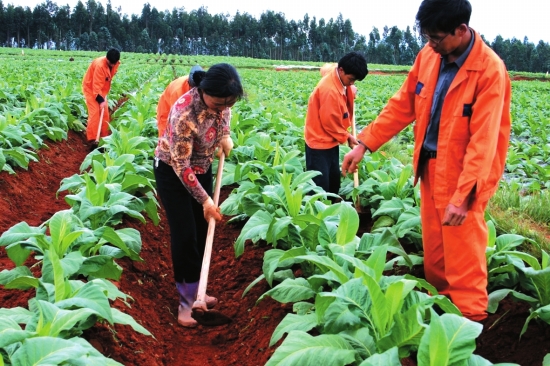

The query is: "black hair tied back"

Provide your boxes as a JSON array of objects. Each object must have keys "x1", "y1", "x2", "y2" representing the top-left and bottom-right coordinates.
[{"x1": 192, "y1": 71, "x2": 206, "y2": 87}]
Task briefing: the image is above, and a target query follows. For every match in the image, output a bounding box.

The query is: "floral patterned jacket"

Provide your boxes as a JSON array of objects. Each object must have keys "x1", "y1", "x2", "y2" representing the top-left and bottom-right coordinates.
[{"x1": 155, "y1": 88, "x2": 230, "y2": 204}]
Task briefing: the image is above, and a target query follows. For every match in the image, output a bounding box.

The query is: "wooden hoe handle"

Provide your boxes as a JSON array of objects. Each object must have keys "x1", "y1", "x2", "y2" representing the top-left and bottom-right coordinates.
[{"x1": 196, "y1": 153, "x2": 225, "y2": 304}]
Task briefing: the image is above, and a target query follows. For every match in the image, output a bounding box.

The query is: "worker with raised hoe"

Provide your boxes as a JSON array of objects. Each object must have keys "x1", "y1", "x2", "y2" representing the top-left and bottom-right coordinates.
[{"x1": 342, "y1": 0, "x2": 511, "y2": 323}]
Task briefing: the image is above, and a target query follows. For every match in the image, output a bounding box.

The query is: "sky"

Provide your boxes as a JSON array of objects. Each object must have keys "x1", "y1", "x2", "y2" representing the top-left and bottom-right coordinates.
[{"x1": 9, "y1": 0, "x2": 550, "y2": 44}]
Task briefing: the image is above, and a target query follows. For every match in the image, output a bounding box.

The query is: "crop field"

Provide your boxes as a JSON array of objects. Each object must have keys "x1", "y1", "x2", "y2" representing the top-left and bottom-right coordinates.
[{"x1": 0, "y1": 48, "x2": 549, "y2": 365}]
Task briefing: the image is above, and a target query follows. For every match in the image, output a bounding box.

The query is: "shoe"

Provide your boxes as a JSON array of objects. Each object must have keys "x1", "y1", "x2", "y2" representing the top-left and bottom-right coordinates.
[
  {"x1": 176, "y1": 281, "x2": 199, "y2": 328},
  {"x1": 178, "y1": 304, "x2": 198, "y2": 328},
  {"x1": 176, "y1": 281, "x2": 218, "y2": 327}
]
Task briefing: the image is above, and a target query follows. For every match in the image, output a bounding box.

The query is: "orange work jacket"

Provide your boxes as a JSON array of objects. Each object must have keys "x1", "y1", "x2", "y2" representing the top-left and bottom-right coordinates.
[
  {"x1": 82, "y1": 56, "x2": 119, "y2": 101},
  {"x1": 156, "y1": 76, "x2": 192, "y2": 137},
  {"x1": 358, "y1": 30, "x2": 511, "y2": 208},
  {"x1": 305, "y1": 67, "x2": 355, "y2": 149}
]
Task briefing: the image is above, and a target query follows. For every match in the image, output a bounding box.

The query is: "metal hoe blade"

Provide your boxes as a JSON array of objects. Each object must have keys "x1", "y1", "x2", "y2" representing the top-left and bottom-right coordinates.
[{"x1": 192, "y1": 307, "x2": 232, "y2": 326}]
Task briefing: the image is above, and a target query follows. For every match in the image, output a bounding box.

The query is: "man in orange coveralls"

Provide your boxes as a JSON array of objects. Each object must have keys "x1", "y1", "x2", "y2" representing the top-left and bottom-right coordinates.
[
  {"x1": 82, "y1": 48, "x2": 120, "y2": 149},
  {"x1": 156, "y1": 65, "x2": 203, "y2": 137},
  {"x1": 304, "y1": 52, "x2": 368, "y2": 195},
  {"x1": 342, "y1": 0, "x2": 511, "y2": 322}
]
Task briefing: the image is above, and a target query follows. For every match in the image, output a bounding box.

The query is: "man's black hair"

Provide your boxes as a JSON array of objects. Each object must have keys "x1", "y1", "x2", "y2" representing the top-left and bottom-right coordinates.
[
  {"x1": 416, "y1": 0, "x2": 472, "y2": 35},
  {"x1": 106, "y1": 48, "x2": 120, "y2": 64},
  {"x1": 338, "y1": 52, "x2": 368, "y2": 81}
]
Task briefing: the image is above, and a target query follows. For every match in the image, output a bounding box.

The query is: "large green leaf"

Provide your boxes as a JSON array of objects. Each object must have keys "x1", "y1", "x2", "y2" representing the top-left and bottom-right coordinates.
[
  {"x1": 358, "y1": 346, "x2": 401, "y2": 366},
  {"x1": 270, "y1": 313, "x2": 317, "y2": 346},
  {"x1": 377, "y1": 304, "x2": 426, "y2": 352},
  {"x1": 234, "y1": 210, "x2": 273, "y2": 257},
  {"x1": 297, "y1": 254, "x2": 350, "y2": 284},
  {"x1": 339, "y1": 327, "x2": 377, "y2": 359},
  {"x1": 35, "y1": 301, "x2": 96, "y2": 337},
  {"x1": 110, "y1": 308, "x2": 152, "y2": 336},
  {"x1": 335, "y1": 203, "x2": 359, "y2": 245},
  {"x1": 55, "y1": 282, "x2": 113, "y2": 323},
  {"x1": 417, "y1": 312, "x2": 482, "y2": 366},
  {"x1": 0, "y1": 318, "x2": 33, "y2": 348},
  {"x1": 0, "y1": 266, "x2": 38, "y2": 290},
  {"x1": 265, "y1": 331, "x2": 356, "y2": 366},
  {"x1": 10, "y1": 337, "x2": 88, "y2": 365}
]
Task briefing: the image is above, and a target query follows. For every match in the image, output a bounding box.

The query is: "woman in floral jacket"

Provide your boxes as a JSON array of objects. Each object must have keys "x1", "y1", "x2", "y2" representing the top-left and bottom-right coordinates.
[{"x1": 154, "y1": 63, "x2": 244, "y2": 327}]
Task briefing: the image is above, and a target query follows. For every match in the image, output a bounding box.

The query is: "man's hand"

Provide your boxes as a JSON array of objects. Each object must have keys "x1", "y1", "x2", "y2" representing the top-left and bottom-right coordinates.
[
  {"x1": 342, "y1": 143, "x2": 367, "y2": 176},
  {"x1": 442, "y1": 199, "x2": 469, "y2": 226},
  {"x1": 347, "y1": 134, "x2": 358, "y2": 148}
]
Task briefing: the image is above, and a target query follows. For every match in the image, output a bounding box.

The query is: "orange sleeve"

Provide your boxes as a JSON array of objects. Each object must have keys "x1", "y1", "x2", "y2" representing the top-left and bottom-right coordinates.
[
  {"x1": 449, "y1": 61, "x2": 511, "y2": 207},
  {"x1": 157, "y1": 76, "x2": 190, "y2": 137},
  {"x1": 92, "y1": 59, "x2": 108, "y2": 98}
]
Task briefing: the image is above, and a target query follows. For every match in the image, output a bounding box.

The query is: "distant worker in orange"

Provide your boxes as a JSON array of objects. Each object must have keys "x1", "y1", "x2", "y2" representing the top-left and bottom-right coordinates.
[
  {"x1": 82, "y1": 48, "x2": 120, "y2": 149},
  {"x1": 342, "y1": 0, "x2": 511, "y2": 322},
  {"x1": 156, "y1": 65, "x2": 203, "y2": 137},
  {"x1": 304, "y1": 52, "x2": 368, "y2": 195}
]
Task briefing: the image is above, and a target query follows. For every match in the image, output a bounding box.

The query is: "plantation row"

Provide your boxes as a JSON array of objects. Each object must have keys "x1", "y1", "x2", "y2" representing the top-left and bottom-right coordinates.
[{"x1": 0, "y1": 50, "x2": 549, "y2": 365}]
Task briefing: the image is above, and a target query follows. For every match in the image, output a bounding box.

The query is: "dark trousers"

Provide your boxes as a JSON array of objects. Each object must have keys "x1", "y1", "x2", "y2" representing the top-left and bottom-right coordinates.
[
  {"x1": 305, "y1": 144, "x2": 341, "y2": 195},
  {"x1": 154, "y1": 159, "x2": 213, "y2": 283}
]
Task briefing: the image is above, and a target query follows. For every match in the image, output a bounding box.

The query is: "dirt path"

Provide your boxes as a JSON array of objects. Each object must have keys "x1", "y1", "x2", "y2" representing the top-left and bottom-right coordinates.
[{"x1": 1, "y1": 131, "x2": 549, "y2": 365}]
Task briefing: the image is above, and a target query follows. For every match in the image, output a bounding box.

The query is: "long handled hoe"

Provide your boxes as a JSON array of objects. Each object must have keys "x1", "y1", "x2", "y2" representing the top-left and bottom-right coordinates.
[
  {"x1": 351, "y1": 101, "x2": 363, "y2": 213},
  {"x1": 192, "y1": 152, "x2": 232, "y2": 326},
  {"x1": 95, "y1": 108, "x2": 105, "y2": 144}
]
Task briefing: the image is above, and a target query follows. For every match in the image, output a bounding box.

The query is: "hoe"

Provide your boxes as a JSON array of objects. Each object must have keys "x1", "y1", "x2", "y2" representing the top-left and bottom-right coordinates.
[{"x1": 192, "y1": 152, "x2": 232, "y2": 326}]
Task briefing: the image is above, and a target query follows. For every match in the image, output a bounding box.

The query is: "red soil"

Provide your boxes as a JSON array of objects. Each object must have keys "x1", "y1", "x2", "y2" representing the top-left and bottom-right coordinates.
[{"x1": 0, "y1": 131, "x2": 548, "y2": 365}]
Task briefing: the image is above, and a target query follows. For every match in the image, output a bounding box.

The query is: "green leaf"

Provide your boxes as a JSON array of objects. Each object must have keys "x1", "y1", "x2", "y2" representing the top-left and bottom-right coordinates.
[
  {"x1": 518, "y1": 266, "x2": 550, "y2": 304},
  {"x1": 265, "y1": 331, "x2": 356, "y2": 366},
  {"x1": 335, "y1": 203, "x2": 359, "y2": 245},
  {"x1": 10, "y1": 337, "x2": 88, "y2": 365},
  {"x1": 0, "y1": 266, "x2": 38, "y2": 290},
  {"x1": 270, "y1": 313, "x2": 317, "y2": 346},
  {"x1": 0, "y1": 317, "x2": 33, "y2": 348},
  {"x1": 100, "y1": 227, "x2": 142, "y2": 261},
  {"x1": 258, "y1": 278, "x2": 316, "y2": 303},
  {"x1": 417, "y1": 311, "x2": 482, "y2": 366},
  {"x1": 377, "y1": 304, "x2": 426, "y2": 352},
  {"x1": 323, "y1": 300, "x2": 362, "y2": 333},
  {"x1": 35, "y1": 300, "x2": 96, "y2": 337},
  {"x1": 67, "y1": 337, "x2": 125, "y2": 366},
  {"x1": 80, "y1": 255, "x2": 123, "y2": 280},
  {"x1": 339, "y1": 327, "x2": 376, "y2": 359},
  {"x1": 110, "y1": 308, "x2": 152, "y2": 336},
  {"x1": 488, "y1": 288, "x2": 538, "y2": 313},
  {"x1": 371, "y1": 215, "x2": 395, "y2": 231},
  {"x1": 0, "y1": 306, "x2": 33, "y2": 325},
  {"x1": 46, "y1": 249, "x2": 68, "y2": 302},
  {"x1": 234, "y1": 210, "x2": 273, "y2": 257},
  {"x1": 296, "y1": 255, "x2": 350, "y2": 284},
  {"x1": 359, "y1": 346, "x2": 401, "y2": 366},
  {"x1": 55, "y1": 281, "x2": 113, "y2": 323},
  {"x1": 487, "y1": 220, "x2": 496, "y2": 248}
]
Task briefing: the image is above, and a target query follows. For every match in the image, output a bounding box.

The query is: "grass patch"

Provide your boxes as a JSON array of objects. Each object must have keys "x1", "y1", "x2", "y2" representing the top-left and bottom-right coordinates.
[{"x1": 487, "y1": 199, "x2": 550, "y2": 255}]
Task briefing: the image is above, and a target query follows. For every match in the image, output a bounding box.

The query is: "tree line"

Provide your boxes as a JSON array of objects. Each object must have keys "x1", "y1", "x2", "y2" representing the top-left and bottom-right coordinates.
[{"x1": 1, "y1": 0, "x2": 549, "y2": 73}]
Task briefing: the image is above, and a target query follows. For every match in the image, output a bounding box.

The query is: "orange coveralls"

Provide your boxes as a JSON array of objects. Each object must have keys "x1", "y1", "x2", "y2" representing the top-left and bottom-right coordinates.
[
  {"x1": 156, "y1": 76, "x2": 192, "y2": 137},
  {"x1": 82, "y1": 56, "x2": 120, "y2": 141},
  {"x1": 357, "y1": 30, "x2": 511, "y2": 320}
]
